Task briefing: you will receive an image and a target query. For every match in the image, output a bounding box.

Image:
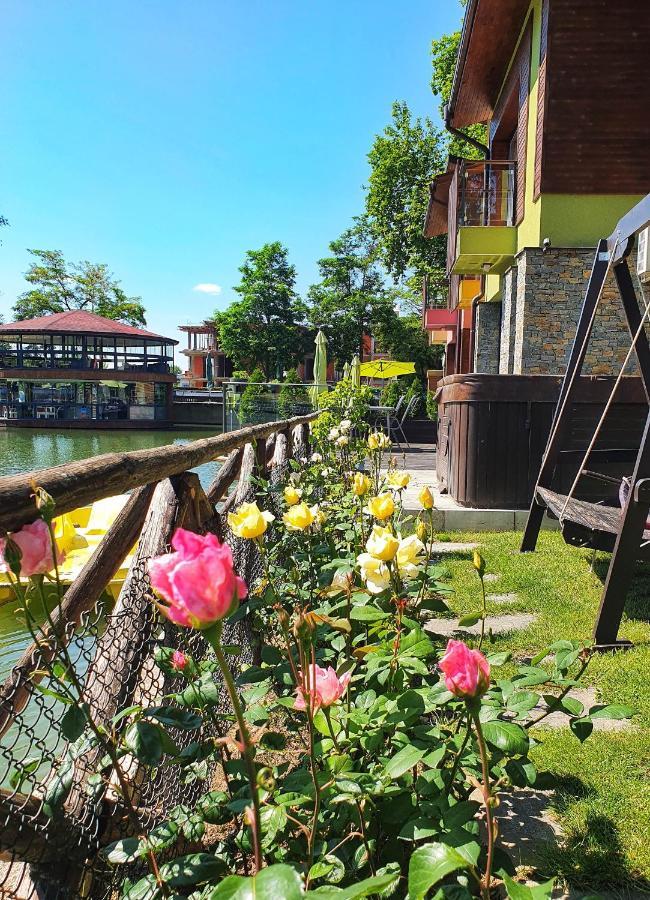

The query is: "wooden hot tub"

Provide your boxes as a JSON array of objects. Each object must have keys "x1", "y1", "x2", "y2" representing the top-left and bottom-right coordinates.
[{"x1": 435, "y1": 374, "x2": 647, "y2": 509}]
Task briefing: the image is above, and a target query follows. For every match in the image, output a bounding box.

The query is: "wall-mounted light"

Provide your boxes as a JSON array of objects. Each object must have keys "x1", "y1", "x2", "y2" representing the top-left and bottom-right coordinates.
[{"x1": 481, "y1": 263, "x2": 491, "y2": 273}]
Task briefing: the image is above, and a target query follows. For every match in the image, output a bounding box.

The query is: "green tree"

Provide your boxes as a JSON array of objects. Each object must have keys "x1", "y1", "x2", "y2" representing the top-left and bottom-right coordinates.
[
  {"x1": 365, "y1": 101, "x2": 447, "y2": 283},
  {"x1": 430, "y1": 30, "x2": 487, "y2": 158},
  {"x1": 374, "y1": 306, "x2": 443, "y2": 381},
  {"x1": 13, "y1": 249, "x2": 146, "y2": 325},
  {"x1": 277, "y1": 367, "x2": 311, "y2": 418},
  {"x1": 215, "y1": 242, "x2": 308, "y2": 379},
  {"x1": 308, "y1": 218, "x2": 396, "y2": 367}
]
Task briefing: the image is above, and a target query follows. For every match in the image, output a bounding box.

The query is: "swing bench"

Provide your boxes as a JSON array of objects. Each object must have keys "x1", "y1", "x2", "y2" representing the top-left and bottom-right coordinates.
[{"x1": 521, "y1": 193, "x2": 650, "y2": 650}]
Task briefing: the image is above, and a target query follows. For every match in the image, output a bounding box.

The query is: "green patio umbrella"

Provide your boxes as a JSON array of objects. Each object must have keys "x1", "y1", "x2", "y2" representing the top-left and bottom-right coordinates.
[
  {"x1": 343, "y1": 361, "x2": 350, "y2": 381},
  {"x1": 310, "y1": 329, "x2": 328, "y2": 406},
  {"x1": 350, "y1": 354, "x2": 361, "y2": 387}
]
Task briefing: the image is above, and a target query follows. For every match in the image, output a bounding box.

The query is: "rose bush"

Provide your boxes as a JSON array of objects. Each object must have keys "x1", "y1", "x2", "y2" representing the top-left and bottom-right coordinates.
[{"x1": 6, "y1": 393, "x2": 633, "y2": 900}]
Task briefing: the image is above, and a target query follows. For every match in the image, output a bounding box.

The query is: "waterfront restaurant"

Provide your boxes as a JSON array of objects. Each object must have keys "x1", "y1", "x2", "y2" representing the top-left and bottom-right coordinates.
[{"x1": 0, "y1": 310, "x2": 177, "y2": 428}]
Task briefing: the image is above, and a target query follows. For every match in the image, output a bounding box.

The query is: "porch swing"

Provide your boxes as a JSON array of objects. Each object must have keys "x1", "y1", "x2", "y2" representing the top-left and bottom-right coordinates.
[{"x1": 521, "y1": 193, "x2": 650, "y2": 650}]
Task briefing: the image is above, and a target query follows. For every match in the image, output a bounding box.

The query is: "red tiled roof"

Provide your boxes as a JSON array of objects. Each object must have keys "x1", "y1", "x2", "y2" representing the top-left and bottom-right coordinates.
[{"x1": 0, "y1": 310, "x2": 176, "y2": 343}]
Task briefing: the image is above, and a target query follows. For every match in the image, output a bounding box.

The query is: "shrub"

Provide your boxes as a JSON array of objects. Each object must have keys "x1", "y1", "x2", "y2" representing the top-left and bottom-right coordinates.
[
  {"x1": 278, "y1": 368, "x2": 311, "y2": 418},
  {"x1": 238, "y1": 368, "x2": 265, "y2": 423},
  {"x1": 426, "y1": 390, "x2": 438, "y2": 422}
]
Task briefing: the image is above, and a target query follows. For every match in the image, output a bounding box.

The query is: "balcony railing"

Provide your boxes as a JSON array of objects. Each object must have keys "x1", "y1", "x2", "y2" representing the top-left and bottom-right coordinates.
[{"x1": 456, "y1": 159, "x2": 516, "y2": 228}]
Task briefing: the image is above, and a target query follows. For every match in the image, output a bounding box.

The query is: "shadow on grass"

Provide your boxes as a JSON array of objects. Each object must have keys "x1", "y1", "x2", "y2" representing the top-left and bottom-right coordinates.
[
  {"x1": 590, "y1": 556, "x2": 650, "y2": 622},
  {"x1": 540, "y1": 775, "x2": 650, "y2": 894}
]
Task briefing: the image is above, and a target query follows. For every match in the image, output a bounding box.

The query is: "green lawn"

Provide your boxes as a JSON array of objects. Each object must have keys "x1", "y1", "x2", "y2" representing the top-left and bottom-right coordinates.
[{"x1": 436, "y1": 530, "x2": 650, "y2": 894}]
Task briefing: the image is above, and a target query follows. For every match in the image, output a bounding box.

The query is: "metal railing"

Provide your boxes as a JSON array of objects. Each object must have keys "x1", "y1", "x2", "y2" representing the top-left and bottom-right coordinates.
[{"x1": 456, "y1": 159, "x2": 516, "y2": 228}]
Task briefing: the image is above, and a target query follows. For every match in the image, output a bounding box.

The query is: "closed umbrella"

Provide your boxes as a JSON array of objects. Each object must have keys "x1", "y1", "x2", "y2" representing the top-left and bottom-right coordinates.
[
  {"x1": 350, "y1": 354, "x2": 361, "y2": 387},
  {"x1": 343, "y1": 362, "x2": 350, "y2": 381},
  {"x1": 310, "y1": 329, "x2": 328, "y2": 406}
]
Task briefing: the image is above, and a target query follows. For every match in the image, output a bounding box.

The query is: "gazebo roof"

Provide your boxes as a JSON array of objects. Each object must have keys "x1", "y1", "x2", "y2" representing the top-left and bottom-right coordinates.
[{"x1": 0, "y1": 310, "x2": 177, "y2": 343}]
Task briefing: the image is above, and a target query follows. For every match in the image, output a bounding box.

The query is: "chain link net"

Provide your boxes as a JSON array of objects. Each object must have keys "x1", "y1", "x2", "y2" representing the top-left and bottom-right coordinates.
[{"x1": 0, "y1": 439, "x2": 297, "y2": 899}]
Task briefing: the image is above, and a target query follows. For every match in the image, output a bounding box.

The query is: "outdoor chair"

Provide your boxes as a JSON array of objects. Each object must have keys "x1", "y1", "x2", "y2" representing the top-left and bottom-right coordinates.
[{"x1": 387, "y1": 395, "x2": 418, "y2": 450}]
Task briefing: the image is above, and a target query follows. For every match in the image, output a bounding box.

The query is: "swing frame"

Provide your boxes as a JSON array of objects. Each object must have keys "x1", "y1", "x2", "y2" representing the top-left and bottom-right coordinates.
[{"x1": 521, "y1": 193, "x2": 650, "y2": 650}]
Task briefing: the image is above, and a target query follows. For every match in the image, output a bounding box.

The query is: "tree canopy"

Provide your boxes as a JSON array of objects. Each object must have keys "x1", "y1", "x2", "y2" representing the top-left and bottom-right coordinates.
[
  {"x1": 13, "y1": 249, "x2": 146, "y2": 326},
  {"x1": 214, "y1": 242, "x2": 309, "y2": 379},
  {"x1": 308, "y1": 218, "x2": 397, "y2": 367}
]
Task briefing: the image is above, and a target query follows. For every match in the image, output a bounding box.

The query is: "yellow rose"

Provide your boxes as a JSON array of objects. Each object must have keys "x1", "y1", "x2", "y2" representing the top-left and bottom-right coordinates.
[
  {"x1": 418, "y1": 486, "x2": 434, "y2": 509},
  {"x1": 283, "y1": 502, "x2": 318, "y2": 531},
  {"x1": 316, "y1": 508, "x2": 327, "y2": 526},
  {"x1": 415, "y1": 519, "x2": 429, "y2": 543},
  {"x1": 228, "y1": 502, "x2": 275, "y2": 540},
  {"x1": 356, "y1": 552, "x2": 391, "y2": 594},
  {"x1": 367, "y1": 431, "x2": 390, "y2": 451},
  {"x1": 396, "y1": 534, "x2": 426, "y2": 579},
  {"x1": 353, "y1": 472, "x2": 371, "y2": 496},
  {"x1": 388, "y1": 471, "x2": 410, "y2": 490},
  {"x1": 284, "y1": 485, "x2": 302, "y2": 506},
  {"x1": 366, "y1": 492, "x2": 395, "y2": 521},
  {"x1": 365, "y1": 525, "x2": 399, "y2": 562}
]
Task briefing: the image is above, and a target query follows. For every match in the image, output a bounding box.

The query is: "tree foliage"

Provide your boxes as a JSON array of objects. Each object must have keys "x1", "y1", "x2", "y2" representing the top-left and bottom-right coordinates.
[
  {"x1": 374, "y1": 309, "x2": 443, "y2": 380},
  {"x1": 13, "y1": 249, "x2": 146, "y2": 325},
  {"x1": 215, "y1": 242, "x2": 309, "y2": 379},
  {"x1": 365, "y1": 101, "x2": 447, "y2": 282},
  {"x1": 308, "y1": 218, "x2": 396, "y2": 367}
]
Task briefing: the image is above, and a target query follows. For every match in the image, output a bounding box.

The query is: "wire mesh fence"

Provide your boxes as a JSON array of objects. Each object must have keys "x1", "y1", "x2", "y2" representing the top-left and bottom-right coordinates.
[{"x1": 0, "y1": 423, "x2": 300, "y2": 899}]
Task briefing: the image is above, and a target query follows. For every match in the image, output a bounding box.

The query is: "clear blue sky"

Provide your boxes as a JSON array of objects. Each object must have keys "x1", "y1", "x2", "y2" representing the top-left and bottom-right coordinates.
[{"x1": 0, "y1": 0, "x2": 463, "y2": 348}]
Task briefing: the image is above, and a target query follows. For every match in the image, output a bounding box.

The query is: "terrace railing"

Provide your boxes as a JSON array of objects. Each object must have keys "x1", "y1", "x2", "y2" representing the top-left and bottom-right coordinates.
[{"x1": 0, "y1": 411, "x2": 316, "y2": 899}]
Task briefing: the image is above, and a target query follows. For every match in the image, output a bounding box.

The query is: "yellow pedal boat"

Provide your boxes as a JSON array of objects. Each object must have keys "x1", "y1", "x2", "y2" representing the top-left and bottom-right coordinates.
[{"x1": 0, "y1": 494, "x2": 136, "y2": 605}]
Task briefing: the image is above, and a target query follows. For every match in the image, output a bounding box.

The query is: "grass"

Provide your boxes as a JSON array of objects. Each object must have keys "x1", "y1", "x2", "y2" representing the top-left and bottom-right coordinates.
[{"x1": 435, "y1": 530, "x2": 650, "y2": 894}]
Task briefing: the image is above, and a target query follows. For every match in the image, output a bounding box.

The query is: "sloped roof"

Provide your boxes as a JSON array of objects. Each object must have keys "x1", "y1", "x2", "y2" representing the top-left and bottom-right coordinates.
[{"x1": 0, "y1": 310, "x2": 177, "y2": 343}]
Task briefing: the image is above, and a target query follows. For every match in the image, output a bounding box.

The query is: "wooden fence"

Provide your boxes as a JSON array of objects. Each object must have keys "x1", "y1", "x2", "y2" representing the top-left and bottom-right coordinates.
[{"x1": 0, "y1": 412, "x2": 316, "y2": 900}]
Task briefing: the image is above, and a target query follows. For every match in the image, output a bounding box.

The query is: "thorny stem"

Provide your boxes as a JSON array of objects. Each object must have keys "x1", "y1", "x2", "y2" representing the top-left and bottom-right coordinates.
[
  {"x1": 447, "y1": 714, "x2": 472, "y2": 790},
  {"x1": 469, "y1": 704, "x2": 496, "y2": 900},
  {"x1": 477, "y1": 574, "x2": 487, "y2": 652},
  {"x1": 303, "y1": 645, "x2": 321, "y2": 886},
  {"x1": 205, "y1": 622, "x2": 263, "y2": 874}
]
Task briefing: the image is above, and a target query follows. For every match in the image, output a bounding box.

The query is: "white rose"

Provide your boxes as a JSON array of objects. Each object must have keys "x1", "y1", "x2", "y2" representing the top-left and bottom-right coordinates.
[
  {"x1": 340, "y1": 419, "x2": 352, "y2": 433},
  {"x1": 328, "y1": 428, "x2": 340, "y2": 441},
  {"x1": 336, "y1": 435, "x2": 349, "y2": 447},
  {"x1": 311, "y1": 452, "x2": 323, "y2": 463},
  {"x1": 357, "y1": 552, "x2": 391, "y2": 594}
]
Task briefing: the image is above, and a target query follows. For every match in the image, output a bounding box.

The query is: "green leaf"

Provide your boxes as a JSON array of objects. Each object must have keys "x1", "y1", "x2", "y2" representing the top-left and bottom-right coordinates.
[
  {"x1": 144, "y1": 707, "x2": 202, "y2": 730},
  {"x1": 569, "y1": 717, "x2": 593, "y2": 742},
  {"x1": 458, "y1": 613, "x2": 481, "y2": 627},
  {"x1": 486, "y1": 651, "x2": 511, "y2": 667},
  {"x1": 9, "y1": 756, "x2": 43, "y2": 790},
  {"x1": 502, "y1": 874, "x2": 555, "y2": 900},
  {"x1": 159, "y1": 853, "x2": 227, "y2": 887},
  {"x1": 124, "y1": 721, "x2": 164, "y2": 766},
  {"x1": 589, "y1": 704, "x2": 634, "y2": 720},
  {"x1": 104, "y1": 837, "x2": 141, "y2": 864},
  {"x1": 481, "y1": 720, "x2": 529, "y2": 756},
  {"x1": 209, "y1": 863, "x2": 304, "y2": 899},
  {"x1": 171, "y1": 673, "x2": 219, "y2": 708},
  {"x1": 61, "y1": 703, "x2": 88, "y2": 742},
  {"x1": 408, "y1": 843, "x2": 470, "y2": 900},
  {"x1": 350, "y1": 606, "x2": 390, "y2": 623},
  {"x1": 42, "y1": 753, "x2": 74, "y2": 817},
  {"x1": 506, "y1": 692, "x2": 539, "y2": 717},
  {"x1": 307, "y1": 873, "x2": 399, "y2": 899},
  {"x1": 385, "y1": 744, "x2": 426, "y2": 779},
  {"x1": 541, "y1": 694, "x2": 583, "y2": 718}
]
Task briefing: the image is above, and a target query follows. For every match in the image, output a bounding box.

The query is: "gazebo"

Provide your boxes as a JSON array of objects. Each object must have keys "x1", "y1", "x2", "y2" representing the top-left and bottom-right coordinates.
[{"x1": 0, "y1": 310, "x2": 177, "y2": 428}]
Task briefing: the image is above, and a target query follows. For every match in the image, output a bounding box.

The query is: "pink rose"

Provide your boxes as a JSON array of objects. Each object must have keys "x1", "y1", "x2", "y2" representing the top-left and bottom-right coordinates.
[
  {"x1": 171, "y1": 650, "x2": 188, "y2": 671},
  {"x1": 439, "y1": 639, "x2": 490, "y2": 699},
  {"x1": 0, "y1": 519, "x2": 64, "y2": 577},
  {"x1": 295, "y1": 664, "x2": 351, "y2": 712},
  {"x1": 148, "y1": 528, "x2": 247, "y2": 629}
]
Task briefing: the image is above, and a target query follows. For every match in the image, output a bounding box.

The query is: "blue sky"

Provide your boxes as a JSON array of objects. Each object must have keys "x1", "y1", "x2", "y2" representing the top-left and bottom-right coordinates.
[{"x1": 0, "y1": 0, "x2": 463, "y2": 348}]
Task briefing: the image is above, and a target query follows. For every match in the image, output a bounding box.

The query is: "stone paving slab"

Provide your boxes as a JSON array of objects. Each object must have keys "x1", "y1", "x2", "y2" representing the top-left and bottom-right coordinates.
[
  {"x1": 424, "y1": 613, "x2": 537, "y2": 637},
  {"x1": 430, "y1": 541, "x2": 478, "y2": 554},
  {"x1": 531, "y1": 687, "x2": 633, "y2": 732},
  {"x1": 483, "y1": 573, "x2": 501, "y2": 583},
  {"x1": 486, "y1": 592, "x2": 519, "y2": 605}
]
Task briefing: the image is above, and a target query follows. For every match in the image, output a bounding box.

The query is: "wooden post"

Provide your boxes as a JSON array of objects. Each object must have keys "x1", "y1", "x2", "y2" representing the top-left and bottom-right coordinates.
[{"x1": 207, "y1": 447, "x2": 243, "y2": 504}]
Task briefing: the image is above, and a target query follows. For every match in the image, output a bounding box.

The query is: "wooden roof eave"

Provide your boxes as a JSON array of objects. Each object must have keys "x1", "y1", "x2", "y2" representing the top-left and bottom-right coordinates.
[{"x1": 447, "y1": 0, "x2": 531, "y2": 129}]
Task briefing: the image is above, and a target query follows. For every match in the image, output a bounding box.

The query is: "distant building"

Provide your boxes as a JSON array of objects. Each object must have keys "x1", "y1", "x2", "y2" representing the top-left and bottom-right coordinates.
[
  {"x1": 0, "y1": 310, "x2": 177, "y2": 428},
  {"x1": 178, "y1": 322, "x2": 232, "y2": 388}
]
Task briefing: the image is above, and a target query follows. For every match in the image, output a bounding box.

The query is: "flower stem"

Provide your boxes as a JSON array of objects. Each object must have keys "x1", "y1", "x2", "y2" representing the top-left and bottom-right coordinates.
[
  {"x1": 204, "y1": 622, "x2": 263, "y2": 873},
  {"x1": 468, "y1": 704, "x2": 496, "y2": 900}
]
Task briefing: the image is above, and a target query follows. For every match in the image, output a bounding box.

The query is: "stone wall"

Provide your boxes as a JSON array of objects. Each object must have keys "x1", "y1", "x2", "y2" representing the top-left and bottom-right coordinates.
[
  {"x1": 502, "y1": 246, "x2": 638, "y2": 376},
  {"x1": 474, "y1": 302, "x2": 501, "y2": 373},
  {"x1": 499, "y1": 267, "x2": 518, "y2": 374}
]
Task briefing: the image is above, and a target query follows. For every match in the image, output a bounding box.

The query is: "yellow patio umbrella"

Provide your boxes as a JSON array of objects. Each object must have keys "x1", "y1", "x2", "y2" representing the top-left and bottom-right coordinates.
[
  {"x1": 310, "y1": 329, "x2": 328, "y2": 406},
  {"x1": 358, "y1": 360, "x2": 415, "y2": 380},
  {"x1": 350, "y1": 354, "x2": 361, "y2": 386}
]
